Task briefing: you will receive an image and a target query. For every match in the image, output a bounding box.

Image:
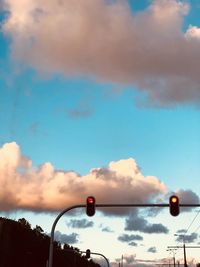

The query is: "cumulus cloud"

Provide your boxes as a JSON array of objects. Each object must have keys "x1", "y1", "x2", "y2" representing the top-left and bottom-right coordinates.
[
  {"x1": 176, "y1": 229, "x2": 186, "y2": 235},
  {"x1": 118, "y1": 233, "x2": 143, "y2": 242},
  {"x1": 118, "y1": 233, "x2": 143, "y2": 246},
  {"x1": 2, "y1": 0, "x2": 200, "y2": 106},
  {"x1": 0, "y1": 142, "x2": 167, "y2": 213},
  {"x1": 123, "y1": 255, "x2": 136, "y2": 265},
  {"x1": 147, "y1": 246, "x2": 157, "y2": 253},
  {"x1": 67, "y1": 219, "x2": 94, "y2": 228},
  {"x1": 176, "y1": 189, "x2": 200, "y2": 204},
  {"x1": 125, "y1": 210, "x2": 169, "y2": 234},
  {"x1": 100, "y1": 225, "x2": 114, "y2": 233},
  {"x1": 185, "y1": 25, "x2": 200, "y2": 40},
  {"x1": 175, "y1": 232, "x2": 198, "y2": 243},
  {"x1": 54, "y1": 230, "x2": 79, "y2": 244}
]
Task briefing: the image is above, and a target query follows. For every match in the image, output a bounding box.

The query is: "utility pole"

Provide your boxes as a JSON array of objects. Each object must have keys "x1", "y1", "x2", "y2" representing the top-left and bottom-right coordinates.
[
  {"x1": 183, "y1": 244, "x2": 187, "y2": 267},
  {"x1": 167, "y1": 248, "x2": 177, "y2": 267},
  {"x1": 168, "y1": 245, "x2": 187, "y2": 267},
  {"x1": 174, "y1": 234, "x2": 187, "y2": 267},
  {"x1": 168, "y1": 245, "x2": 200, "y2": 267}
]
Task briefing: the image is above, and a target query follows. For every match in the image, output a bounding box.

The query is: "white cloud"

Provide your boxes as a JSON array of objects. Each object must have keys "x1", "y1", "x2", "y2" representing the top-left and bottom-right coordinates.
[
  {"x1": 2, "y1": 0, "x2": 200, "y2": 106},
  {"x1": 0, "y1": 142, "x2": 166, "y2": 213},
  {"x1": 185, "y1": 25, "x2": 200, "y2": 40},
  {"x1": 0, "y1": 142, "x2": 199, "y2": 217}
]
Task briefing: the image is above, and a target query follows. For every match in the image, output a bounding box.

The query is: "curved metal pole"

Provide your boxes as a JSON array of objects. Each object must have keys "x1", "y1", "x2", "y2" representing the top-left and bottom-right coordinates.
[
  {"x1": 48, "y1": 204, "x2": 85, "y2": 267},
  {"x1": 90, "y1": 251, "x2": 110, "y2": 267},
  {"x1": 81, "y1": 251, "x2": 110, "y2": 267},
  {"x1": 48, "y1": 202, "x2": 200, "y2": 267}
]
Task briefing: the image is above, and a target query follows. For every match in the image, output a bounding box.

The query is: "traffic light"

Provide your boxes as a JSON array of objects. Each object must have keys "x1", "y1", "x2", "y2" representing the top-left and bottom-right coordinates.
[
  {"x1": 86, "y1": 249, "x2": 91, "y2": 259},
  {"x1": 86, "y1": 196, "x2": 96, "y2": 216},
  {"x1": 169, "y1": 195, "x2": 179, "y2": 216}
]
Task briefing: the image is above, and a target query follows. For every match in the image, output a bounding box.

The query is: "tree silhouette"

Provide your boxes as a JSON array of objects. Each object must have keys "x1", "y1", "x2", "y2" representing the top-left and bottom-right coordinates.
[{"x1": 0, "y1": 217, "x2": 101, "y2": 267}]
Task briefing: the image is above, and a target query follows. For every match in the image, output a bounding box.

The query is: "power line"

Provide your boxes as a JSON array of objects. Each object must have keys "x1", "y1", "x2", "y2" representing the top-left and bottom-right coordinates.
[
  {"x1": 174, "y1": 208, "x2": 200, "y2": 256},
  {"x1": 183, "y1": 209, "x2": 200, "y2": 237},
  {"x1": 192, "y1": 219, "x2": 200, "y2": 235}
]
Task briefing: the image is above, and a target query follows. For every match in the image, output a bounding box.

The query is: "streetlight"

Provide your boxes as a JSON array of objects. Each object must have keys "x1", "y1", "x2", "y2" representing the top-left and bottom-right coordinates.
[{"x1": 174, "y1": 234, "x2": 187, "y2": 267}]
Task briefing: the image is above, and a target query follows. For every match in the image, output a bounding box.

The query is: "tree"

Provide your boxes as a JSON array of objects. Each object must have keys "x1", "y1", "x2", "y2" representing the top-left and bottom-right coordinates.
[
  {"x1": 33, "y1": 225, "x2": 44, "y2": 235},
  {"x1": 18, "y1": 218, "x2": 31, "y2": 229}
]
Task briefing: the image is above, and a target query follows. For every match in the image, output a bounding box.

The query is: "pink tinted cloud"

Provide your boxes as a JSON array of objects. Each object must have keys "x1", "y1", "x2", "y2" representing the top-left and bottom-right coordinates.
[
  {"x1": 0, "y1": 142, "x2": 166, "y2": 213},
  {"x1": 2, "y1": 0, "x2": 200, "y2": 106}
]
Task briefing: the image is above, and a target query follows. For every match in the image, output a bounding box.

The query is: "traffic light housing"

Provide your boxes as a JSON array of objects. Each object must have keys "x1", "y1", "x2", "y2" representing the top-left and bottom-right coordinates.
[
  {"x1": 86, "y1": 249, "x2": 91, "y2": 259},
  {"x1": 86, "y1": 196, "x2": 96, "y2": 216},
  {"x1": 169, "y1": 195, "x2": 179, "y2": 216}
]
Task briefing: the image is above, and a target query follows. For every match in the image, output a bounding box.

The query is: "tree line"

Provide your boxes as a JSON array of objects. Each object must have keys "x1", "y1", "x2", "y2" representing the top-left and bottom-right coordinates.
[{"x1": 0, "y1": 217, "x2": 101, "y2": 267}]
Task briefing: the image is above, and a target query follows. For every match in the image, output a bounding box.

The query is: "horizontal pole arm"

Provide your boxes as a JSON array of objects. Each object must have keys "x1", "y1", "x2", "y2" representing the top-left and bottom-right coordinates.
[
  {"x1": 168, "y1": 246, "x2": 200, "y2": 248},
  {"x1": 95, "y1": 203, "x2": 200, "y2": 207}
]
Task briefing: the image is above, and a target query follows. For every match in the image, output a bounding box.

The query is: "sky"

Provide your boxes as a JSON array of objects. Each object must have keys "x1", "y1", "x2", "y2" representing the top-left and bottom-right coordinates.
[{"x1": 0, "y1": 0, "x2": 200, "y2": 266}]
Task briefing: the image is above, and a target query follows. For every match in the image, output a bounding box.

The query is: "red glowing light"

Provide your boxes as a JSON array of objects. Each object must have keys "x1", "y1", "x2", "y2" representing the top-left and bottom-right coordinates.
[{"x1": 87, "y1": 197, "x2": 94, "y2": 203}]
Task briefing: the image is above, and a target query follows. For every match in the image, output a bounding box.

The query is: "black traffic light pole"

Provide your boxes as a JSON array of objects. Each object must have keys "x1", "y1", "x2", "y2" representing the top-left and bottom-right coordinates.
[
  {"x1": 81, "y1": 250, "x2": 110, "y2": 267},
  {"x1": 48, "y1": 204, "x2": 84, "y2": 267},
  {"x1": 48, "y1": 202, "x2": 200, "y2": 267}
]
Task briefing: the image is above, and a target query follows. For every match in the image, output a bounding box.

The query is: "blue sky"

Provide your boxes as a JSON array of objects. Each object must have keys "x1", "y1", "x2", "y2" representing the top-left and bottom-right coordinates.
[{"x1": 0, "y1": 0, "x2": 200, "y2": 266}]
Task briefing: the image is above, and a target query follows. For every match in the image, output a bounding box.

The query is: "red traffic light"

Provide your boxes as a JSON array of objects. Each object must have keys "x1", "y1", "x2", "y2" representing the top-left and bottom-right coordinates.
[
  {"x1": 86, "y1": 196, "x2": 96, "y2": 216},
  {"x1": 169, "y1": 195, "x2": 179, "y2": 216},
  {"x1": 87, "y1": 197, "x2": 95, "y2": 204}
]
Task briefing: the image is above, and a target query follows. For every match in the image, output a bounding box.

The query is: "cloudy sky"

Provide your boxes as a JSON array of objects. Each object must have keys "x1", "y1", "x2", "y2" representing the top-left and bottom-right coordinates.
[{"x1": 0, "y1": 0, "x2": 200, "y2": 266}]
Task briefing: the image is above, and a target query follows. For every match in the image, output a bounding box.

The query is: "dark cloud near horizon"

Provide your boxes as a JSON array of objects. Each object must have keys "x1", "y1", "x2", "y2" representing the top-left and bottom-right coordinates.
[
  {"x1": 54, "y1": 231, "x2": 79, "y2": 244},
  {"x1": 123, "y1": 255, "x2": 136, "y2": 265},
  {"x1": 128, "y1": 241, "x2": 138, "y2": 247},
  {"x1": 176, "y1": 229, "x2": 187, "y2": 234},
  {"x1": 101, "y1": 226, "x2": 114, "y2": 233},
  {"x1": 118, "y1": 233, "x2": 143, "y2": 243},
  {"x1": 147, "y1": 247, "x2": 157, "y2": 253},
  {"x1": 67, "y1": 219, "x2": 94, "y2": 229},
  {"x1": 125, "y1": 211, "x2": 169, "y2": 234},
  {"x1": 175, "y1": 232, "x2": 198, "y2": 243},
  {"x1": 118, "y1": 233, "x2": 143, "y2": 247}
]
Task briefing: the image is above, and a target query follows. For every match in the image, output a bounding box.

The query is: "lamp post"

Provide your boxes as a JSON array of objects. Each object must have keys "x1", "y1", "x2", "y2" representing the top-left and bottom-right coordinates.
[{"x1": 174, "y1": 234, "x2": 187, "y2": 267}]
